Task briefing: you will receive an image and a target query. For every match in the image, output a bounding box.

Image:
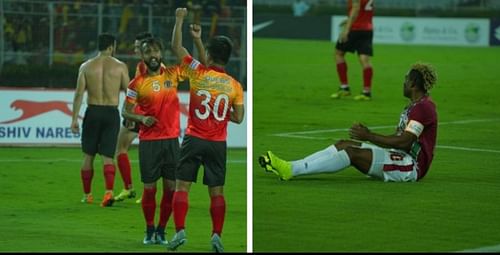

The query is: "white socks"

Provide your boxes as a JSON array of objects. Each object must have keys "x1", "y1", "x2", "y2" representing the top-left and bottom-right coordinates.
[{"x1": 291, "y1": 146, "x2": 351, "y2": 176}]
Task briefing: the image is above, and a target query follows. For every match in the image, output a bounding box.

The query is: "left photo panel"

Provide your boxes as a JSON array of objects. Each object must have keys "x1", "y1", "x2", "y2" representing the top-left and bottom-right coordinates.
[{"x1": 0, "y1": 1, "x2": 248, "y2": 253}]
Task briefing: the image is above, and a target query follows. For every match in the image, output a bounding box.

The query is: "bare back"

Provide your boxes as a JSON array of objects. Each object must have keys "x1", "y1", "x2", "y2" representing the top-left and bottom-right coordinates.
[{"x1": 80, "y1": 55, "x2": 129, "y2": 106}]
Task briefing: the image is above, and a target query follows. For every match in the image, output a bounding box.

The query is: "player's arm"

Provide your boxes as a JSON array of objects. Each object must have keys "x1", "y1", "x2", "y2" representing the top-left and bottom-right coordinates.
[
  {"x1": 339, "y1": 0, "x2": 360, "y2": 43},
  {"x1": 230, "y1": 104, "x2": 244, "y2": 124},
  {"x1": 121, "y1": 100, "x2": 157, "y2": 128},
  {"x1": 171, "y1": 7, "x2": 190, "y2": 62},
  {"x1": 121, "y1": 81, "x2": 157, "y2": 127},
  {"x1": 120, "y1": 62, "x2": 130, "y2": 92},
  {"x1": 349, "y1": 122, "x2": 417, "y2": 152},
  {"x1": 190, "y1": 23, "x2": 207, "y2": 65},
  {"x1": 71, "y1": 64, "x2": 86, "y2": 134},
  {"x1": 230, "y1": 85, "x2": 245, "y2": 124}
]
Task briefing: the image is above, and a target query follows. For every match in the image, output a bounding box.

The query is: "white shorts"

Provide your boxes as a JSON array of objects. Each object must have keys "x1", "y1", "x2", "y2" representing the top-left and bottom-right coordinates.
[{"x1": 361, "y1": 143, "x2": 418, "y2": 182}]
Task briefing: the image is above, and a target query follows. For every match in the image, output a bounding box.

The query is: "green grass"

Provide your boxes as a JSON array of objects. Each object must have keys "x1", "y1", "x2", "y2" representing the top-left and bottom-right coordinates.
[
  {"x1": 253, "y1": 38, "x2": 500, "y2": 252},
  {"x1": 0, "y1": 147, "x2": 246, "y2": 252}
]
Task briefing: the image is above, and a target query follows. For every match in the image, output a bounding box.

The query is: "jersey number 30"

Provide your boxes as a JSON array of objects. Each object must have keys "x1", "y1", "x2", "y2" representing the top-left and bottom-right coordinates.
[{"x1": 195, "y1": 90, "x2": 229, "y2": 121}]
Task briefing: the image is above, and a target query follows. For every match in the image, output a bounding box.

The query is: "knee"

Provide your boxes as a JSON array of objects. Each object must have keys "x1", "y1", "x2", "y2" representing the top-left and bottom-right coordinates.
[{"x1": 209, "y1": 186, "x2": 224, "y2": 197}]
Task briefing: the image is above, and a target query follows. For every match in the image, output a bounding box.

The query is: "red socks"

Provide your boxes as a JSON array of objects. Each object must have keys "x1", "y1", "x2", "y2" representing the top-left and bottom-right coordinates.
[
  {"x1": 80, "y1": 169, "x2": 93, "y2": 194},
  {"x1": 210, "y1": 195, "x2": 226, "y2": 236},
  {"x1": 141, "y1": 187, "x2": 157, "y2": 226},
  {"x1": 158, "y1": 189, "x2": 175, "y2": 228},
  {"x1": 336, "y1": 62, "x2": 348, "y2": 85},
  {"x1": 170, "y1": 192, "x2": 226, "y2": 235},
  {"x1": 117, "y1": 153, "x2": 132, "y2": 189},
  {"x1": 103, "y1": 164, "x2": 115, "y2": 191},
  {"x1": 172, "y1": 191, "x2": 189, "y2": 232},
  {"x1": 363, "y1": 66, "x2": 373, "y2": 92}
]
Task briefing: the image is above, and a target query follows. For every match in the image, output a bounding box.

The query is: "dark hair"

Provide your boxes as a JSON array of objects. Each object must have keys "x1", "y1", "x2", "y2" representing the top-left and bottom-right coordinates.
[
  {"x1": 140, "y1": 37, "x2": 164, "y2": 52},
  {"x1": 207, "y1": 36, "x2": 233, "y2": 65},
  {"x1": 409, "y1": 62, "x2": 437, "y2": 91},
  {"x1": 136, "y1": 32, "x2": 153, "y2": 41},
  {"x1": 98, "y1": 33, "x2": 116, "y2": 51}
]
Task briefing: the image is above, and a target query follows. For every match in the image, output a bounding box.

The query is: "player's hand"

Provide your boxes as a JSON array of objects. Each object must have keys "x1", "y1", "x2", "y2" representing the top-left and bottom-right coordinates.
[
  {"x1": 124, "y1": 119, "x2": 136, "y2": 130},
  {"x1": 349, "y1": 122, "x2": 370, "y2": 141},
  {"x1": 190, "y1": 24, "x2": 202, "y2": 39},
  {"x1": 339, "y1": 29, "x2": 349, "y2": 43},
  {"x1": 70, "y1": 120, "x2": 79, "y2": 134},
  {"x1": 176, "y1": 8, "x2": 188, "y2": 19},
  {"x1": 141, "y1": 116, "x2": 158, "y2": 127}
]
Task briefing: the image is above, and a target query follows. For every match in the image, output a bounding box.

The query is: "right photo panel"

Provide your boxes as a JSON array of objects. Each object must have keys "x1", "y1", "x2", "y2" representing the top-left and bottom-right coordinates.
[{"x1": 253, "y1": 0, "x2": 500, "y2": 252}]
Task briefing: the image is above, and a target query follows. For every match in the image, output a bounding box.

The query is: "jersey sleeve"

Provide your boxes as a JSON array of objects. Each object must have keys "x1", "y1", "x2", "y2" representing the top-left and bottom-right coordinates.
[
  {"x1": 126, "y1": 77, "x2": 141, "y2": 104},
  {"x1": 232, "y1": 81, "x2": 244, "y2": 106},
  {"x1": 406, "y1": 103, "x2": 432, "y2": 137},
  {"x1": 181, "y1": 55, "x2": 204, "y2": 79}
]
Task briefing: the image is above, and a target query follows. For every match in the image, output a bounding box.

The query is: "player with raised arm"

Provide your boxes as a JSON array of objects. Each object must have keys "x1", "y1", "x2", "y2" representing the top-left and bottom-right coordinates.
[
  {"x1": 71, "y1": 33, "x2": 129, "y2": 207},
  {"x1": 122, "y1": 37, "x2": 188, "y2": 245},
  {"x1": 261, "y1": 62, "x2": 437, "y2": 182},
  {"x1": 331, "y1": 0, "x2": 374, "y2": 100},
  {"x1": 167, "y1": 7, "x2": 245, "y2": 253}
]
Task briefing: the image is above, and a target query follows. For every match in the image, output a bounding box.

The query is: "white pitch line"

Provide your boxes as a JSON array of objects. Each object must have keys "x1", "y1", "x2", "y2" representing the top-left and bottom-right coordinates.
[
  {"x1": 270, "y1": 118, "x2": 500, "y2": 153},
  {"x1": 460, "y1": 243, "x2": 500, "y2": 252},
  {"x1": 437, "y1": 145, "x2": 500, "y2": 154},
  {"x1": 273, "y1": 118, "x2": 500, "y2": 139}
]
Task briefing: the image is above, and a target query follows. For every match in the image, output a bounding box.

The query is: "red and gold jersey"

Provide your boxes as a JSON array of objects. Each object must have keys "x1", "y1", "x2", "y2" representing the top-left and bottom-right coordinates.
[
  {"x1": 181, "y1": 55, "x2": 244, "y2": 141},
  {"x1": 349, "y1": 0, "x2": 373, "y2": 31},
  {"x1": 126, "y1": 65, "x2": 185, "y2": 140}
]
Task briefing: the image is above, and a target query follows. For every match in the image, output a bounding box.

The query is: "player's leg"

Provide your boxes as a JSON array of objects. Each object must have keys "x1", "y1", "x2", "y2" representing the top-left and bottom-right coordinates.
[
  {"x1": 98, "y1": 110, "x2": 120, "y2": 207},
  {"x1": 100, "y1": 155, "x2": 116, "y2": 207},
  {"x1": 353, "y1": 54, "x2": 373, "y2": 101},
  {"x1": 208, "y1": 186, "x2": 225, "y2": 253},
  {"x1": 156, "y1": 138, "x2": 180, "y2": 245},
  {"x1": 80, "y1": 108, "x2": 100, "y2": 204},
  {"x1": 331, "y1": 48, "x2": 351, "y2": 99},
  {"x1": 115, "y1": 125, "x2": 138, "y2": 201},
  {"x1": 168, "y1": 136, "x2": 202, "y2": 251},
  {"x1": 156, "y1": 178, "x2": 175, "y2": 245},
  {"x1": 260, "y1": 139, "x2": 362, "y2": 180},
  {"x1": 138, "y1": 140, "x2": 161, "y2": 244},
  {"x1": 168, "y1": 180, "x2": 191, "y2": 251},
  {"x1": 354, "y1": 31, "x2": 374, "y2": 101},
  {"x1": 80, "y1": 153, "x2": 95, "y2": 203},
  {"x1": 141, "y1": 181, "x2": 157, "y2": 244},
  {"x1": 203, "y1": 140, "x2": 226, "y2": 253},
  {"x1": 360, "y1": 145, "x2": 418, "y2": 182}
]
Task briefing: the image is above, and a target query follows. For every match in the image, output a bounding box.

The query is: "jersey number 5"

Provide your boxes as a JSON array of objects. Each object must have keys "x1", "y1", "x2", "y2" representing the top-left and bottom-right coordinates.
[{"x1": 195, "y1": 90, "x2": 229, "y2": 121}]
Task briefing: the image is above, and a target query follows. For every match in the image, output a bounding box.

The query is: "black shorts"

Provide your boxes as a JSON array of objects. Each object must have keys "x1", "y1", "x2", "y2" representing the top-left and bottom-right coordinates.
[
  {"x1": 122, "y1": 118, "x2": 140, "y2": 133},
  {"x1": 336, "y1": 30, "x2": 373, "y2": 56},
  {"x1": 81, "y1": 105, "x2": 120, "y2": 158},
  {"x1": 138, "y1": 138, "x2": 180, "y2": 183},
  {"x1": 176, "y1": 135, "x2": 227, "y2": 187}
]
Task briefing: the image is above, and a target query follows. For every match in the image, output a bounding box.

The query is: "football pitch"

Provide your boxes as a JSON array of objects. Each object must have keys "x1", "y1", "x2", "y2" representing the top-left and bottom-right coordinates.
[
  {"x1": 0, "y1": 147, "x2": 246, "y2": 252},
  {"x1": 253, "y1": 38, "x2": 500, "y2": 252}
]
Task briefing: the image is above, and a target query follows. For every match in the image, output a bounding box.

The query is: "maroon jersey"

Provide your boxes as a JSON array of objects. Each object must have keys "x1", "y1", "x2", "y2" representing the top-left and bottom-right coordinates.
[
  {"x1": 396, "y1": 96, "x2": 437, "y2": 180},
  {"x1": 349, "y1": 0, "x2": 374, "y2": 31}
]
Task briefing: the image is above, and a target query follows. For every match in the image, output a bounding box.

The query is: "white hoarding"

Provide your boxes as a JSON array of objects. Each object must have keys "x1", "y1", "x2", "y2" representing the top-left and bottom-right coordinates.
[
  {"x1": 331, "y1": 16, "x2": 490, "y2": 47},
  {"x1": 0, "y1": 88, "x2": 247, "y2": 148}
]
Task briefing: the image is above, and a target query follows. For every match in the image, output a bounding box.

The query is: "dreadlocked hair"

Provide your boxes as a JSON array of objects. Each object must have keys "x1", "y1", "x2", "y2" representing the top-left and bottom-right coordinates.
[{"x1": 411, "y1": 62, "x2": 437, "y2": 91}]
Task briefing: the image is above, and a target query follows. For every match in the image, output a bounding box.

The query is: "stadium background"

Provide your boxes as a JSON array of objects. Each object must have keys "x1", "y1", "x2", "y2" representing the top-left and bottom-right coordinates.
[
  {"x1": 0, "y1": 0, "x2": 247, "y2": 88},
  {"x1": 253, "y1": 0, "x2": 500, "y2": 252},
  {"x1": 0, "y1": 0, "x2": 248, "y2": 252}
]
